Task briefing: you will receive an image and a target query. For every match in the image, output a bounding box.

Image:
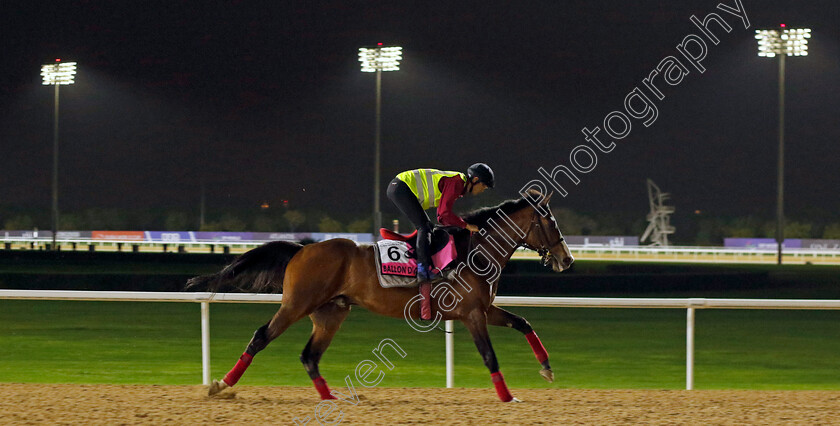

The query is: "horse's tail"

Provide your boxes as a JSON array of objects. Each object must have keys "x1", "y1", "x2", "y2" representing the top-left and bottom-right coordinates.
[{"x1": 185, "y1": 240, "x2": 304, "y2": 293}]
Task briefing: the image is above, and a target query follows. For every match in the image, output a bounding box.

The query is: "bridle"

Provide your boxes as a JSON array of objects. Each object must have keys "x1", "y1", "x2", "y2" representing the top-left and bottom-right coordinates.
[{"x1": 520, "y1": 209, "x2": 565, "y2": 267}]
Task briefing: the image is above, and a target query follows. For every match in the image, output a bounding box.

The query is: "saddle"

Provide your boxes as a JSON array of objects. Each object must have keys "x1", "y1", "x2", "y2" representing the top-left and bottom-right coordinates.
[
  {"x1": 374, "y1": 226, "x2": 463, "y2": 288},
  {"x1": 380, "y1": 227, "x2": 461, "y2": 273},
  {"x1": 379, "y1": 228, "x2": 417, "y2": 242}
]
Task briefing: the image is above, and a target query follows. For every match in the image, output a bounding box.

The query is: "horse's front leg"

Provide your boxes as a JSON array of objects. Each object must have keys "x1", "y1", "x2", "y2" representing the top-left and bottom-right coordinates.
[
  {"x1": 462, "y1": 309, "x2": 520, "y2": 402},
  {"x1": 486, "y1": 305, "x2": 553, "y2": 383}
]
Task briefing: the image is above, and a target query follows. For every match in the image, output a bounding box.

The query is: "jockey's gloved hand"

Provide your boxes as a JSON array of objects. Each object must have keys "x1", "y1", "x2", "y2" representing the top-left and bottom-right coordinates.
[{"x1": 466, "y1": 224, "x2": 479, "y2": 233}]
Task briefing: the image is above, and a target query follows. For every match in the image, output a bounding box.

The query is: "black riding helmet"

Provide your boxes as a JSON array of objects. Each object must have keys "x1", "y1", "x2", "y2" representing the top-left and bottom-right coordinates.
[{"x1": 467, "y1": 163, "x2": 495, "y2": 188}]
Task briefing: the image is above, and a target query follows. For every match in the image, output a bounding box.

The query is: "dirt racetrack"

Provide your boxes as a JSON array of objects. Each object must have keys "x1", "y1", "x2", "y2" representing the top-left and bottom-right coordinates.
[{"x1": 1, "y1": 384, "x2": 839, "y2": 425}]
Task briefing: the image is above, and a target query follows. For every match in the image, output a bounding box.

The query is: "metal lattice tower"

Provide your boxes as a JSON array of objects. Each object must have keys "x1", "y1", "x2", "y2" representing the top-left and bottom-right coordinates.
[{"x1": 640, "y1": 179, "x2": 675, "y2": 246}]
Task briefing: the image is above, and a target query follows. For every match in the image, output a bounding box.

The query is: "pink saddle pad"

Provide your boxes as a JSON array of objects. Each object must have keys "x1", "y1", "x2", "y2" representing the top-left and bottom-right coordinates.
[{"x1": 431, "y1": 235, "x2": 457, "y2": 274}]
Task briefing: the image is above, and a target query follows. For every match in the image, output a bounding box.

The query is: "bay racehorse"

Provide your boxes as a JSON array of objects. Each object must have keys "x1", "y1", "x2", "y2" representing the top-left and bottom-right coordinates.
[{"x1": 188, "y1": 190, "x2": 573, "y2": 402}]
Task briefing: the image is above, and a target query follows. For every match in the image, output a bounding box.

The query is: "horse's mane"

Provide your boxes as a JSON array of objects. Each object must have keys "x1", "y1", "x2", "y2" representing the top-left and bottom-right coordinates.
[{"x1": 462, "y1": 196, "x2": 533, "y2": 228}]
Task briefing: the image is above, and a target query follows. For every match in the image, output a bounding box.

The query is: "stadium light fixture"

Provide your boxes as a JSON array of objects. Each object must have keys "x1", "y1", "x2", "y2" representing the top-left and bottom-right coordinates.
[
  {"x1": 358, "y1": 45, "x2": 403, "y2": 72},
  {"x1": 358, "y1": 45, "x2": 402, "y2": 239},
  {"x1": 755, "y1": 26, "x2": 810, "y2": 265},
  {"x1": 755, "y1": 27, "x2": 810, "y2": 57},
  {"x1": 41, "y1": 59, "x2": 77, "y2": 250}
]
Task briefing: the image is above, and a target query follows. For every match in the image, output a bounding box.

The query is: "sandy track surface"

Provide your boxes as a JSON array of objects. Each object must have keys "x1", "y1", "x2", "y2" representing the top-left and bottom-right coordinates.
[{"x1": 1, "y1": 384, "x2": 839, "y2": 425}]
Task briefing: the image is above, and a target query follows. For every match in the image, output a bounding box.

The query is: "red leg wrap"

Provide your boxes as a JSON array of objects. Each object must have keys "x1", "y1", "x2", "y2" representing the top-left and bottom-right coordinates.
[
  {"x1": 222, "y1": 352, "x2": 253, "y2": 387},
  {"x1": 525, "y1": 331, "x2": 549, "y2": 364},
  {"x1": 491, "y1": 372, "x2": 514, "y2": 402},
  {"x1": 313, "y1": 377, "x2": 337, "y2": 400},
  {"x1": 420, "y1": 282, "x2": 432, "y2": 320}
]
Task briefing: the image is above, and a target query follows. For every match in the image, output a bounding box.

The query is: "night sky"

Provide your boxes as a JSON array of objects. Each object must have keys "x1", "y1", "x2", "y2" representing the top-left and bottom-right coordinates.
[{"x1": 1, "y1": 1, "x2": 838, "y2": 227}]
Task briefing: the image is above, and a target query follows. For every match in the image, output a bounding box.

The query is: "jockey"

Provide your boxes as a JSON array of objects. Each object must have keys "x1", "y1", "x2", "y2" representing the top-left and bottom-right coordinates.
[{"x1": 386, "y1": 163, "x2": 494, "y2": 320}]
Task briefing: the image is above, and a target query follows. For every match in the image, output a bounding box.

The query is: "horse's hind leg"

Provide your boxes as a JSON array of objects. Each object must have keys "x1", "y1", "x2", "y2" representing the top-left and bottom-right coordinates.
[
  {"x1": 208, "y1": 303, "x2": 311, "y2": 395},
  {"x1": 486, "y1": 305, "x2": 554, "y2": 382},
  {"x1": 300, "y1": 298, "x2": 351, "y2": 400}
]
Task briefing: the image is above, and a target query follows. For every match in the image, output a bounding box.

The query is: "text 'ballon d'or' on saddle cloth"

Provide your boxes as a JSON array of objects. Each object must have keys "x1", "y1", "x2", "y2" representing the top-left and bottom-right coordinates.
[
  {"x1": 374, "y1": 239, "x2": 418, "y2": 288},
  {"x1": 374, "y1": 235, "x2": 458, "y2": 289}
]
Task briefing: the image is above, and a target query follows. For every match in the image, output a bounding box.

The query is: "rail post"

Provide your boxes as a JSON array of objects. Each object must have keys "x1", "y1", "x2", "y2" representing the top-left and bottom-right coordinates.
[
  {"x1": 445, "y1": 320, "x2": 454, "y2": 388},
  {"x1": 201, "y1": 301, "x2": 210, "y2": 386},
  {"x1": 686, "y1": 307, "x2": 695, "y2": 390}
]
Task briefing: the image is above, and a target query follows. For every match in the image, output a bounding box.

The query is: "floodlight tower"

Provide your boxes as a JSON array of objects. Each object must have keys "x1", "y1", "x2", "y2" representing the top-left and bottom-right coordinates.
[
  {"x1": 41, "y1": 59, "x2": 77, "y2": 250},
  {"x1": 755, "y1": 25, "x2": 810, "y2": 264},
  {"x1": 359, "y1": 44, "x2": 402, "y2": 239}
]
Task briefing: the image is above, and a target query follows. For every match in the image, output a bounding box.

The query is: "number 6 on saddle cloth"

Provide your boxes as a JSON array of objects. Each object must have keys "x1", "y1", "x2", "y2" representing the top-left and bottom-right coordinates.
[{"x1": 374, "y1": 227, "x2": 459, "y2": 288}]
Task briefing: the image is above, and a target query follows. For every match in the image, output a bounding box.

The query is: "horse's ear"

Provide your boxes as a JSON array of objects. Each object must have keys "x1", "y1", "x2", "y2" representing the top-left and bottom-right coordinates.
[
  {"x1": 539, "y1": 191, "x2": 554, "y2": 206},
  {"x1": 526, "y1": 188, "x2": 542, "y2": 199}
]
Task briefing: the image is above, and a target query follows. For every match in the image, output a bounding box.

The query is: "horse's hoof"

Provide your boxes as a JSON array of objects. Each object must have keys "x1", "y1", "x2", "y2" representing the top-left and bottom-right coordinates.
[
  {"x1": 510, "y1": 397, "x2": 524, "y2": 403},
  {"x1": 208, "y1": 379, "x2": 228, "y2": 396},
  {"x1": 539, "y1": 368, "x2": 554, "y2": 383}
]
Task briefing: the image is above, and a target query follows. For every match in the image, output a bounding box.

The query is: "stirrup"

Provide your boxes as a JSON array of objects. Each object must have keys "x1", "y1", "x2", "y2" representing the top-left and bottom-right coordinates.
[
  {"x1": 427, "y1": 268, "x2": 441, "y2": 281},
  {"x1": 419, "y1": 262, "x2": 441, "y2": 281},
  {"x1": 416, "y1": 263, "x2": 430, "y2": 280}
]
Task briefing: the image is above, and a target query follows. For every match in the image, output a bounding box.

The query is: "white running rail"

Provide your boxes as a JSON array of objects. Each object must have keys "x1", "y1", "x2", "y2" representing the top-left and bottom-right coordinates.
[{"x1": 2, "y1": 290, "x2": 840, "y2": 390}]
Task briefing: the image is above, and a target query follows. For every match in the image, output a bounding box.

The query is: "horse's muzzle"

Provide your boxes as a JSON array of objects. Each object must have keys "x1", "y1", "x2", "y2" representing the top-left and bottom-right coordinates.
[{"x1": 553, "y1": 255, "x2": 575, "y2": 272}]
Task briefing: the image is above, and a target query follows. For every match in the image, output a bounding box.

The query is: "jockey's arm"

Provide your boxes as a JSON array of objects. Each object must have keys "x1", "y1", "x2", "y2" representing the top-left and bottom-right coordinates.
[{"x1": 436, "y1": 176, "x2": 469, "y2": 229}]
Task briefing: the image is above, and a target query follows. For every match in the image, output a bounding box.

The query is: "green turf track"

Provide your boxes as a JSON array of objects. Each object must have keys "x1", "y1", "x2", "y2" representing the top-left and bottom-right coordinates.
[{"x1": 1, "y1": 300, "x2": 839, "y2": 390}]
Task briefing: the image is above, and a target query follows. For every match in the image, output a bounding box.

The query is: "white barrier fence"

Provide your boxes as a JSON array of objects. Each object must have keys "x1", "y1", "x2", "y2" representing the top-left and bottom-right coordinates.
[{"x1": 2, "y1": 289, "x2": 840, "y2": 390}]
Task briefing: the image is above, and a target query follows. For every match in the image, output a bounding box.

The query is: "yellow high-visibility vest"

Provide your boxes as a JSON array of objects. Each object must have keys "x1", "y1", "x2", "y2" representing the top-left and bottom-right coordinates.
[{"x1": 396, "y1": 169, "x2": 466, "y2": 210}]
